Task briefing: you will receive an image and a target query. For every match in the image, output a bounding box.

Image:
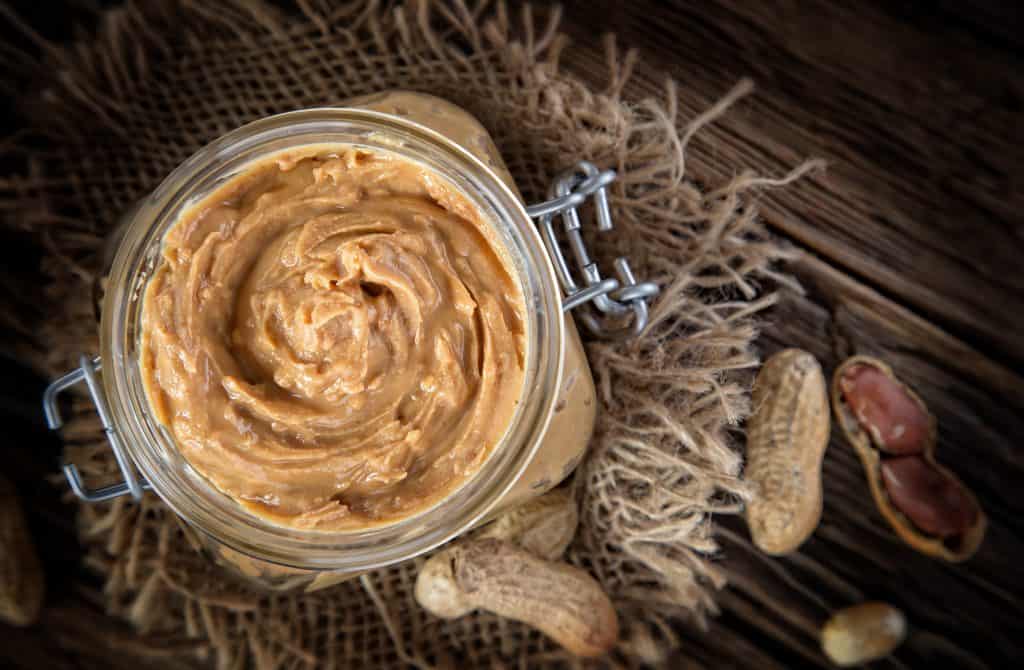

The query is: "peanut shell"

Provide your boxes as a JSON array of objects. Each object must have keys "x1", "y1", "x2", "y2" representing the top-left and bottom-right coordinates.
[
  {"x1": 416, "y1": 488, "x2": 579, "y2": 618},
  {"x1": 472, "y1": 486, "x2": 577, "y2": 560},
  {"x1": 831, "y1": 355, "x2": 986, "y2": 561},
  {"x1": 0, "y1": 476, "x2": 45, "y2": 626},
  {"x1": 745, "y1": 349, "x2": 830, "y2": 555},
  {"x1": 414, "y1": 488, "x2": 618, "y2": 656},
  {"x1": 453, "y1": 538, "x2": 619, "y2": 658}
]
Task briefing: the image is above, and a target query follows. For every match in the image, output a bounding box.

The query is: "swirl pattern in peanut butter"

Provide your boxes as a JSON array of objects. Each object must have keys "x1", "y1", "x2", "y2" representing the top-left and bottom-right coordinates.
[{"x1": 140, "y1": 148, "x2": 526, "y2": 530}]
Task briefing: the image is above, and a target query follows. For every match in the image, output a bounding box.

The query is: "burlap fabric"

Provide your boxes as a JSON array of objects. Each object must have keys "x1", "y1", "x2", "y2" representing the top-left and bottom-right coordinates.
[{"x1": 1, "y1": 1, "x2": 820, "y2": 667}]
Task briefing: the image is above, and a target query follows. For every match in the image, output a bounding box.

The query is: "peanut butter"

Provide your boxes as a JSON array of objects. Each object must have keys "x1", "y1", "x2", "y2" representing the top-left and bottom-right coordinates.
[
  {"x1": 140, "y1": 147, "x2": 526, "y2": 531},
  {"x1": 344, "y1": 95, "x2": 597, "y2": 512}
]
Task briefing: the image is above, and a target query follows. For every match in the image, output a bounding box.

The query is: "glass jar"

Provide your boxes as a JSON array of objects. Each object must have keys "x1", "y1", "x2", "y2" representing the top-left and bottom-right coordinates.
[{"x1": 43, "y1": 92, "x2": 654, "y2": 592}]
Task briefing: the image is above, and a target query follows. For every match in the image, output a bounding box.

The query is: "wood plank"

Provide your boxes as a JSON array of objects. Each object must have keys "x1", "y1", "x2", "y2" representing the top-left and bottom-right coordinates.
[
  {"x1": 551, "y1": 13, "x2": 1024, "y2": 661},
  {"x1": 559, "y1": 0, "x2": 1024, "y2": 366},
  {"x1": 3, "y1": 2, "x2": 1022, "y2": 668},
  {"x1": 0, "y1": 357, "x2": 199, "y2": 670},
  {"x1": 1, "y1": 599, "x2": 201, "y2": 670},
  {"x1": 666, "y1": 254, "x2": 1024, "y2": 668}
]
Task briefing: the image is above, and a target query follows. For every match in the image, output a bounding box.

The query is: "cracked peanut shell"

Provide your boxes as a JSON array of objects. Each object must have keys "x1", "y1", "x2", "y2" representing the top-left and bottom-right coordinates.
[{"x1": 831, "y1": 355, "x2": 985, "y2": 562}]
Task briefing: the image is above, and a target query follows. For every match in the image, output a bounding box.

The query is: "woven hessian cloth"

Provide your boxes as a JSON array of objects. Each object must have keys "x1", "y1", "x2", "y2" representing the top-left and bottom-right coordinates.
[{"x1": 0, "y1": 1, "x2": 819, "y2": 667}]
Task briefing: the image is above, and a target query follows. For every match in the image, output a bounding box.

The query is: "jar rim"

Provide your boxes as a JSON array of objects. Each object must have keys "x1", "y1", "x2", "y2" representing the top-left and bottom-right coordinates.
[{"x1": 99, "y1": 107, "x2": 565, "y2": 570}]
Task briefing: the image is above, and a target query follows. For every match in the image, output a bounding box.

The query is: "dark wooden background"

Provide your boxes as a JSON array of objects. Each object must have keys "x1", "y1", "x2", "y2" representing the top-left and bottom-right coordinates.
[{"x1": 2, "y1": 1, "x2": 1022, "y2": 668}]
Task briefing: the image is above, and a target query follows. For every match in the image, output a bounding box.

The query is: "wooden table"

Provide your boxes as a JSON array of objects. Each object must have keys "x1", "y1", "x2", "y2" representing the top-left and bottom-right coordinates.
[
  {"x1": 2, "y1": 1, "x2": 1021, "y2": 667},
  {"x1": 556, "y1": 1, "x2": 1023, "y2": 667}
]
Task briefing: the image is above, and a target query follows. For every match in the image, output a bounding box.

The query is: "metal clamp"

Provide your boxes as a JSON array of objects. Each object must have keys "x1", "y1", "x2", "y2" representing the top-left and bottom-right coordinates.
[
  {"x1": 526, "y1": 161, "x2": 659, "y2": 339},
  {"x1": 43, "y1": 355, "x2": 150, "y2": 502}
]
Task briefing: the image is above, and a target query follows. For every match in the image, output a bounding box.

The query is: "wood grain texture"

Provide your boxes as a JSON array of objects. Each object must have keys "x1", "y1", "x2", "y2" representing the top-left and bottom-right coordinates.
[
  {"x1": 553, "y1": 3, "x2": 1023, "y2": 666},
  {"x1": 2, "y1": 1, "x2": 1023, "y2": 668},
  {"x1": 560, "y1": 0, "x2": 1024, "y2": 366},
  {"x1": 627, "y1": 250, "x2": 1024, "y2": 668},
  {"x1": 700, "y1": 257, "x2": 1024, "y2": 668}
]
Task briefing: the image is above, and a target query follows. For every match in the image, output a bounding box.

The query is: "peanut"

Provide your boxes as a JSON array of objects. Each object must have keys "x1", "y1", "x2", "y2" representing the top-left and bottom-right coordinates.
[
  {"x1": 414, "y1": 549, "x2": 475, "y2": 619},
  {"x1": 745, "y1": 349, "x2": 830, "y2": 555},
  {"x1": 416, "y1": 488, "x2": 618, "y2": 656},
  {"x1": 831, "y1": 356, "x2": 986, "y2": 561},
  {"x1": 881, "y1": 457, "x2": 978, "y2": 537},
  {"x1": 472, "y1": 486, "x2": 577, "y2": 560},
  {"x1": 838, "y1": 363, "x2": 929, "y2": 455},
  {"x1": 0, "y1": 476, "x2": 45, "y2": 626},
  {"x1": 821, "y1": 602, "x2": 906, "y2": 667},
  {"x1": 452, "y1": 538, "x2": 619, "y2": 658},
  {"x1": 416, "y1": 487, "x2": 579, "y2": 618}
]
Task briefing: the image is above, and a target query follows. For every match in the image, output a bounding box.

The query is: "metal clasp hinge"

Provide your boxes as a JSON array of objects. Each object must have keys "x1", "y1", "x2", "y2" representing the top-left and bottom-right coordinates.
[
  {"x1": 43, "y1": 355, "x2": 150, "y2": 502},
  {"x1": 526, "y1": 161, "x2": 659, "y2": 339}
]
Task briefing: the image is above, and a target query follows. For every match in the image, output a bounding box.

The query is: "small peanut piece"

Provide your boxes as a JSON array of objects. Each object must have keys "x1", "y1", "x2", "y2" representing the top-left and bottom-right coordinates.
[
  {"x1": 821, "y1": 602, "x2": 906, "y2": 667},
  {"x1": 415, "y1": 488, "x2": 618, "y2": 657},
  {"x1": 745, "y1": 349, "x2": 830, "y2": 555},
  {"x1": 0, "y1": 476, "x2": 45, "y2": 626},
  {"x1": 832, "y1": 356, "x2": 985, "y2": 561}
]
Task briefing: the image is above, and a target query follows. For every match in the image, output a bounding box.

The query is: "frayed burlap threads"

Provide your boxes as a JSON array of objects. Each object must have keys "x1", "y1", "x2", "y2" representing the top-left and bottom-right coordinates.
[{"x1": 1, "y1": 1, "x2": 822, "y2": 667}]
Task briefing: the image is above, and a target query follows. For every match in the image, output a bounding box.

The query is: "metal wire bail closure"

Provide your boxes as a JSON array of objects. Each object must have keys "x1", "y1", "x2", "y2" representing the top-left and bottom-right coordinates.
[
  {"x1": 43, "y1": 355, "x2": 151, "y2": 502},
  {"x1": 525, "y1": 161, "x2": 660, "y2": 339}
]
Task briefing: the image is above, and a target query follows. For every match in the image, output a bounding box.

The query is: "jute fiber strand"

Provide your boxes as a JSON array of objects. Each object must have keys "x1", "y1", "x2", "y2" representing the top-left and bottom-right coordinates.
[{"x1": 0, "y1": 0, "x2": 821, "y2": 667}]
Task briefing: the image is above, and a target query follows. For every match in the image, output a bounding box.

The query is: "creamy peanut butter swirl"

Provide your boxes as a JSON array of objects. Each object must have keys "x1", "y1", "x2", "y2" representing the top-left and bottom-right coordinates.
[{"x1": 140, "y1": 148, "x2": 526, "y2": 530}]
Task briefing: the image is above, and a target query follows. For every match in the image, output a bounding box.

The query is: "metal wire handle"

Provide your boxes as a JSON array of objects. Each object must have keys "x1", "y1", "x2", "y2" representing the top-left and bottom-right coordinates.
[
  {"x1": 43, "y1": 355, "x2": 150, "y2": 502},
  {"x1": 526, "y1": 161, "x2": 660, "y2": 338}
]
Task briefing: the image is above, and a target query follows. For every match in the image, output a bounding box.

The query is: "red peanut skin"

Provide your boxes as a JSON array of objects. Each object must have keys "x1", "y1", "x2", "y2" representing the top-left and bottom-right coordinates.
[
  {"x1": 832, "y1": 356, "x2": 986, "y2": 561},
  {"x1": 881, "y1": 456, "x2": 978, "y2": 537},
  {"x1": 839, "y1": 364, "x2": 929, "y2": 455}
]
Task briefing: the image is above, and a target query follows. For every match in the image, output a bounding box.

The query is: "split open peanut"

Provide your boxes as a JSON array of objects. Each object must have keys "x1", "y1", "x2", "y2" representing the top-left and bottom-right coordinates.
[{"x1": 832, "y1": 356, "x2": 985, "y2": 561}]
